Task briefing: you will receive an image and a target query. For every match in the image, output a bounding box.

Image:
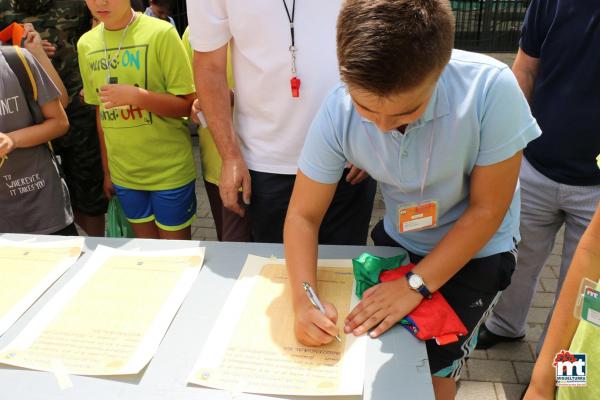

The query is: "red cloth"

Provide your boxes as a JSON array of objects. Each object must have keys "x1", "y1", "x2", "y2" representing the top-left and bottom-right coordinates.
[{"x1": 380, "y1": 264, "x2": 468, "y2": 345}]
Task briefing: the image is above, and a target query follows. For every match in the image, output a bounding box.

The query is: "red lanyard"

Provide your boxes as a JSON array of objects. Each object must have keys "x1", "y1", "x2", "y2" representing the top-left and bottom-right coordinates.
[{"x1": 282, "y1": 0, "x2": 301, "y2": 98}]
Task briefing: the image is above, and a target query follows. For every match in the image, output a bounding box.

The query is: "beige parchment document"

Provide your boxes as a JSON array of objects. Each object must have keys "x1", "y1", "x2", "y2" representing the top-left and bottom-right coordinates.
[
  {"x1": 188, "y1": 255, "x2": 366, "y2": 396},
  {"x1": 0, "y1": 245, "x2": 204, "y2": 375},
  {"x1": 0, "y1": 238, "x2": 84, "y2": 336}
]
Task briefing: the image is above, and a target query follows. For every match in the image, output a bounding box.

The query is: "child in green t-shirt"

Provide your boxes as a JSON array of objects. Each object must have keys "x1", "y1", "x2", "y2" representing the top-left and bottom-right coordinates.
[
  {"x1": 525, "y1": 199, "x2": 600, "y2": 400},
  {"x1": 78, "y1": 0, "x2": 197, "y2": 239},
  {"x1": 181, "y1": 27, "x2": 252, "y2": 242}
]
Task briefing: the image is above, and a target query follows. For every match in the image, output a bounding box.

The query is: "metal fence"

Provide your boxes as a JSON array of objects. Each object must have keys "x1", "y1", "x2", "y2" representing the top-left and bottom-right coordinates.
[
  {"x1": 171, "y1": 0, "x2": 529, "y2": 53},
  {"x1": 452, "y1": 0, "x2": 529, "y2": 52}
]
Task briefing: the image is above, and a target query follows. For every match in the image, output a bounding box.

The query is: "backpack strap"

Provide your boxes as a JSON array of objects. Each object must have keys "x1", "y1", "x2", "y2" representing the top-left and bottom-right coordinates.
[
  {"x1": 1, "y1": 46, "x2": 59, "y2": 161},
  {"x1": 1, "y1": 45, "x2": 44, "y2": 124}
]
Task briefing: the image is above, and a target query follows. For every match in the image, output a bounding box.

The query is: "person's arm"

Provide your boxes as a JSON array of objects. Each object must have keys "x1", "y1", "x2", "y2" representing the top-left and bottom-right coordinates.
[
  {"x1": 345, "y1": 151, "x2": 523, "y2": 337},
  {"x1": 97, "y1": 85, "x2": 194, "y2": 118},
  {"x1": 284, "y1": 171, "x2": 343, "y2": 346},
  {"x1": 511, "y1": 48, "x2": 540, "y2": 103},
  {"x1": 194, "y1": 46, "x2": 251, "y2": 216},
  {"x1": 22, "y1": 24, "x2": 69, "y2": 108},
  {"x1": 0, "y1": 98, "x2": 68, "y2": 158},
  {"x1": 524, "y1": 205, "x2": 600, "y2": 400}
]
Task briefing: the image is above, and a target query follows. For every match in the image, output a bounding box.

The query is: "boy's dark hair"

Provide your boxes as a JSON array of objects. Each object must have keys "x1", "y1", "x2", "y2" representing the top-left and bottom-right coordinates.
[
  {"x1": 337, "y1": 0, "x2": 455, "y2": 97},
  {"x1": 149, "y1": 0, "x2": 172, "y2": 10},
  {"x1": 131, "y1": 0, "x2": 147, "y2": 12}
]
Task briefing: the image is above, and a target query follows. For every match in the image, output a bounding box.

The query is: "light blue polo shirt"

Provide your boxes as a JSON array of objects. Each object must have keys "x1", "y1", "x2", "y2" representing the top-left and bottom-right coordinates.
[{"x1": 299, "y1": 50, "x2": 541, "y2": 258}]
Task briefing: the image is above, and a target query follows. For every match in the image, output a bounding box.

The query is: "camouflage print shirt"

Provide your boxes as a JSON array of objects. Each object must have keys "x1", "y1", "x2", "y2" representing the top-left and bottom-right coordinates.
[{"x1": 0, "y1": 0, "x2": 95, "y2": 148}]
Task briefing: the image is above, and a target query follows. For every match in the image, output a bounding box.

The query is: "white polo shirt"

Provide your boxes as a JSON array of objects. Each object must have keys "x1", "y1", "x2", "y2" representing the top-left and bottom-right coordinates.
[
  {"x1": 187, "y1": 0, "x2": 341, "y2": 174},
  {"x1": 299, "y1": 50, "x2": 542, "y2": 257}
]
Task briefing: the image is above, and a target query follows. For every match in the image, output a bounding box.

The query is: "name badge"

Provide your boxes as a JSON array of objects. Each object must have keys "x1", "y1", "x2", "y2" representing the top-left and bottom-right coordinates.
[
  {"x1": 398, "y1": 200, "x2": 438, "y2": 233},
  {"x1": 582, "y1": 286, "x2": 600, "y2": 328}
]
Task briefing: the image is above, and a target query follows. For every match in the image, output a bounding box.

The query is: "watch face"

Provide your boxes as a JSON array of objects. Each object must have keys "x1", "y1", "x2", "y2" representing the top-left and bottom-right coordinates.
[{"x1": 408, "y1": 274, "x2": 423, "y2": 289}]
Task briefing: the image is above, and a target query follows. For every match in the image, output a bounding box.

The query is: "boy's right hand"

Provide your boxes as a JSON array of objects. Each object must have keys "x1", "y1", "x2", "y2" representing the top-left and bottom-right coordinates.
[
  {"x1": 103, "y1": 174, "x2": 115, "y2": 200},
  {"x1": 99, "y1": 84, "x2": 140, "y2": 109},
  {"x1": 294, "y1": 300, "x2": 340, "y2": 346}
]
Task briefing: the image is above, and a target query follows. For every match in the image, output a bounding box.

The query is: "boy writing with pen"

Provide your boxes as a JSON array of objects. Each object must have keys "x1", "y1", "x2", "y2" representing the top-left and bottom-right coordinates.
[{"x1": 284, "y1": 1, "x2": 540, "y2": 399}]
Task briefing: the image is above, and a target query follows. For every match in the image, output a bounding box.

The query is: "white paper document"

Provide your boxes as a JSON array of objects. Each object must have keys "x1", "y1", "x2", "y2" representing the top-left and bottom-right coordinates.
[
  {"x1": 0, "y1": 238, "x2": 84, "y2": 336},
  {"x1": 0, "y1": 245, "x2": 205, "y2": 376},
  {"x1": 188, "y1": 255, "x2": 366, "y2": 396}
]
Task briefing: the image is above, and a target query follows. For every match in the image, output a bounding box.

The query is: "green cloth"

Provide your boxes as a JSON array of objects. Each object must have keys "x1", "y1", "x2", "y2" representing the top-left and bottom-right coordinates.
[
  {"x1": 352, "y1": 251, "x2": 410, "y2": 299},
  {"x1": 105, "y1": 197, "x2": 134, "y2": 238}
]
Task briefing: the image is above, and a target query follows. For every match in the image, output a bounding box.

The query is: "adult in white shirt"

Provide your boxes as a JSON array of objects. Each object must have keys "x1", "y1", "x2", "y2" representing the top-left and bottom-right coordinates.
[{"x1": 187, "y1": 0, "x2": 376, "y2": 243}]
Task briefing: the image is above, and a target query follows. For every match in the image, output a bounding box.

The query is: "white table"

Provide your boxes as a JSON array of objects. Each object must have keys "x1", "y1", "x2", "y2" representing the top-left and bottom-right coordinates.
[{"x1": 0, "y1": 234, "x2": 434, "y2": 399}]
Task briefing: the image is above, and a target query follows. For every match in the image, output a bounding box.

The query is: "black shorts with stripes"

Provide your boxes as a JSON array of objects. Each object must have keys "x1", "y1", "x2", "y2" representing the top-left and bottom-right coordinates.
[{"x1": 370, "y1": 220, "x2": 517, "y2": 378}]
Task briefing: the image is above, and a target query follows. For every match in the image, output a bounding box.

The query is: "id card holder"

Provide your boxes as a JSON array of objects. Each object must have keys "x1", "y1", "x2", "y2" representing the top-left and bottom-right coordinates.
[
  {"x1": 196, "y1": 111, "x2": 208, "y2": 128},
  {"x1": 574, "y1": 278, "x2": 600, "y2": 328},
  {"x1": 104, "y1": 76, "x2": 130, "y2": 111},
  {"x1": 398, "y1": 200, "x2": 438, "y2": 233}
]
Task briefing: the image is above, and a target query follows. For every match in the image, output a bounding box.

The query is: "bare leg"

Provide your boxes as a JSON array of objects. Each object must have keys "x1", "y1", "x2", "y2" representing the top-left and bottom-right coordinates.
[
  {"x1": 432, "y1": 376, "x2": 456, "y2": 400},
  {"x1": 158, "y1": 226, "x2": 192, "y2": 240},
  {"x1": 74, "y1": 210, "x2": 106, "y2": 237},
  {"x1": 131, "y1": 221, "x2": 160, "y2": 239}
]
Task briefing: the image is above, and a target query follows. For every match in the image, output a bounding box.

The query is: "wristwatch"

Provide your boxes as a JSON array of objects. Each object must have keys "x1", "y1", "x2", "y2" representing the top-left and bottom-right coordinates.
[{"x1": 405, "y1": 271, "x2": 433, "y2": 299}]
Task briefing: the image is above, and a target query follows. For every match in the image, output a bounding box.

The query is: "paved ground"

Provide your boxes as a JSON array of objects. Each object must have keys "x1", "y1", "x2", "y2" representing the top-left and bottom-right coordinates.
[
  {"x1": 448, "y1": 51, "x2": 547, "y2": 400},
  {"x1": 187, "y1": 51, "x2": 559, "y2": 400}
]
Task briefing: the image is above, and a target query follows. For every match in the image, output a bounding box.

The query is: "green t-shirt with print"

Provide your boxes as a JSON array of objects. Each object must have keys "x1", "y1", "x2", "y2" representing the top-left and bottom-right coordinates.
[
  {"x1": 78, "y1": 13, "x2": 196, "y2": 190},
  {"x1": 557, "y1": 306, "x2": 600, "y2": 399}
]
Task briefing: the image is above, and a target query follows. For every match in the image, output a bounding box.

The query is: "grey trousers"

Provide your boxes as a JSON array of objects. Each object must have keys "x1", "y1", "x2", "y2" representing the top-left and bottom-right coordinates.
[{"x1": 485, "y1": 157, "x2": 600, "y2": 347}]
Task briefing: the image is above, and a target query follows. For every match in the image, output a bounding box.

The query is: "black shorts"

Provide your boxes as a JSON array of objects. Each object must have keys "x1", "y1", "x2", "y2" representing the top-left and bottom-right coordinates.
[
  {"x1": 50, "y1": 223, "x2": 79, "y2": 236},
  {"x1": 247, "y1": 168, "x2": 376, "y2": 244},
  {"x1": 371, "y1": 220, "x2": 516, "y2": 378},
  {"x1": 52, "y1": 105, "x2": 108, "y2": 216}
]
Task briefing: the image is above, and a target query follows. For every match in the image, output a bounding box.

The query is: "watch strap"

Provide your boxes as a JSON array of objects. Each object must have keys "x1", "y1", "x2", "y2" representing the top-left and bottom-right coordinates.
[{"x1": 406, "y1": 271, "x2": 433, "y2": 299}]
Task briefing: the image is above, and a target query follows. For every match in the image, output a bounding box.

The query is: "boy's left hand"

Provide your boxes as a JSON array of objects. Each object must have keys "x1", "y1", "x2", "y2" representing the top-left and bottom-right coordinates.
[
  {"x1": 344, "y1": 277, "x2": 422, "y2": 338},
  {"x1": 0, "y1": 132, "x2": 16, "y2": 158},
  {"x1": 22, "y1": 24, "x2": 45, "y2": 58},
  {"x1": 99, "y1": 84, "x2": 141, "y2": 109}
]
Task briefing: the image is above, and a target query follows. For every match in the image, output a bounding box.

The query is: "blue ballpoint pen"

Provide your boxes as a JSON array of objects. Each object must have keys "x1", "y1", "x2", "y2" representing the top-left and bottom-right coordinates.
[{"x1": 302, "y1": 282, "x2": 342, "y2": 342}]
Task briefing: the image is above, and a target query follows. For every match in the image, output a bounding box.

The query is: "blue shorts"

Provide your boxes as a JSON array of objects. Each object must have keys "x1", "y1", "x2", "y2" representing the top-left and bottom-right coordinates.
[{"x1": 113, "y1": 181, "x2": 197, "y2": 231}]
